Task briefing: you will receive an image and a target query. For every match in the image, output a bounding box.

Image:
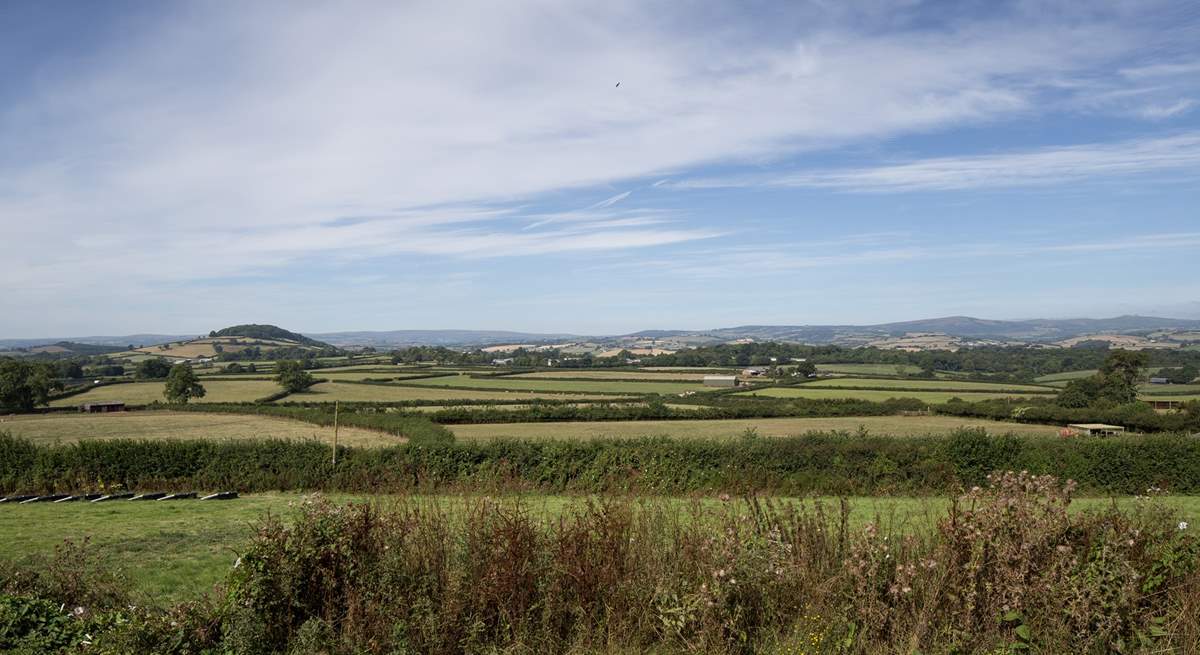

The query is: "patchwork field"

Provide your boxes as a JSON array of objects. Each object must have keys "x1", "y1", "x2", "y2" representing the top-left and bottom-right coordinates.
[
  {"x1": 292, "y1": 382, "x2": 631, "y2": 403},
  {"x1": 49, "y1": 380, "x2": 283, "y2": 406},
  {"x1": 1034, "y1": 369, "x2": 1098, "y2": 383},
  {"x1": 735, "y1": 387, "x2": 1047, "y2": 403},
  {"x1": 0, "y1": 411, "x2": 393, "y2": 448},
  {"x1": 508, "y1": 370, "x2": 708, "y2": 381},
  {"x1": 815, "y1": 363, "x2": 924, "y2": 376},
  {"x1": 3, "y1": 492, "x2": 1196, "y2": 603},
  {"x1": 396, "y1": 374, "x2": 709, "y2": 395},
  {"x1": 447, "y1": 415, "x2": 1064, "y2": 441},
  {"x1": 803, "y1": 377, "x2": 1055, "y2": 393}
]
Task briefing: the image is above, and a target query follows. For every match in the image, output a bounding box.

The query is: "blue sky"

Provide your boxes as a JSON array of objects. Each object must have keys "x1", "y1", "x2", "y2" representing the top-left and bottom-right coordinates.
[{"x1": 2, "y1": 0, "x2": 1199, "y2": 337}]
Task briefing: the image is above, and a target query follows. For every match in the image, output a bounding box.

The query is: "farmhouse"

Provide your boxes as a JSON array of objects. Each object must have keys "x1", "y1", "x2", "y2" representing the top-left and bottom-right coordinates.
[
  {"x1": 1067, "y1": 423, "x2": 1125, "y2": 436},
  {"x1": 80, "y1": 402, "x2": 125, "y2": 413},
  {"x1": 703, "y1": 375, "x2": 738, "y2": 388}
]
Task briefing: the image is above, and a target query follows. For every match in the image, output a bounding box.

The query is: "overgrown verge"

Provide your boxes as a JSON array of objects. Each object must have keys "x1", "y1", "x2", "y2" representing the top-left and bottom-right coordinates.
[
  {"x1": 3, "y1": 429, "x2": 1200, "y2": 496},
  {"x1": 1, "y1": 473, "x2": 1198, "y2": 653}
]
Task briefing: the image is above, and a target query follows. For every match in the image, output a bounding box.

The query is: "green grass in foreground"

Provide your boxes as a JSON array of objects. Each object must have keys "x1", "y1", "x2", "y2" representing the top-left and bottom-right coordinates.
[{"x1": 3, "y1": 492, "x2": 1197, "y2": 604}]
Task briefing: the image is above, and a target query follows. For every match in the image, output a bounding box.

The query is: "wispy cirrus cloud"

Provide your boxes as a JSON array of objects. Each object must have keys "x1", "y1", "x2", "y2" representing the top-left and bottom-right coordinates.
[{"x1": 673, "y1": 133, "x2": 1200, "y2": 193}]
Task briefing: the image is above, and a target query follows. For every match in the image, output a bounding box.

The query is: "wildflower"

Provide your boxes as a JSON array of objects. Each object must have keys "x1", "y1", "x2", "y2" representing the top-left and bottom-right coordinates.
[{"x1": 1180, "y1": 521, "x2": 1190, "y2": 531}]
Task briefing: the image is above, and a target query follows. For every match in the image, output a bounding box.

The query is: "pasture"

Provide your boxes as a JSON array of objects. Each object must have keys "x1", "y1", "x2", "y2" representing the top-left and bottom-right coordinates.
[
  {"x1": 803, "y1": 377, "x2": 1055, "y2": 393},
  {"x1": 395, "y1": 374, "x2": 709, "y2": 395},
  {"x1": 815, "y1": 363, "x2": 924, "y2": 376},
  {"x1": 507, "y1": 369, "x2": 708, "y2": 381},
  {"x1": 292, "y1": 381, "x2": 632, "y2": 403},
  {"x1": 735, "y1": 387, "x2": 1047, "y2": 403},
  {"x1": 0, "y1": 411, "x2": 394, "y2": 448},
  {"x1": 447, "y1": 415, "x2": 1063, "y2": 441},
  {"x1": 49, "y1": 380, "x2": 283, "y2": 406}
]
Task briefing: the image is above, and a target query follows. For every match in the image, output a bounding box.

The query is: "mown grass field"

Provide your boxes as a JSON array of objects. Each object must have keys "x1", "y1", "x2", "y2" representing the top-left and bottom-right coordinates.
[
  {"x1": 396, "y1": 374, "x2": 709, "y2": 395},
  {"x1": 735, "y1": 387, "x2": 1047, "y2": 403},
  {"x1": 3, "y1": 492, "x2": 1196, "y2": 603},
  {"x1": 293, "y1": 381, "x2": 632, "y2": 403},
  {"x1": 803, "y1": 377, "x2": 1055, "y2": 393},
  {"x1": 1034, "y1": 369, "x2": 1098, "y2": 383},
  {"x1": 1138, "y1": 383, "x2": 1200, "y2": 394},
  {"x1": 815, "y1": 363, "x2": 924, "y2": 375},
  {"x1": 508, "y1": 370, "x2": 708, "y2": 381},
  {"x1": 49, "y1": 380, "x2": 283, "y2": 406},
  {"x1": 447, "y1": 415, "x2": 1063, "y2": 441},
  {"x1": 0, "y1": 411, "x2": 395, "y2": 448}
]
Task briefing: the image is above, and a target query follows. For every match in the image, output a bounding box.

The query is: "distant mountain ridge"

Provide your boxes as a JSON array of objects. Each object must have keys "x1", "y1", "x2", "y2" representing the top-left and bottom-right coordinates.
[{"x1": 5, "y1": 315, "x2": 1200, "y2": 350}]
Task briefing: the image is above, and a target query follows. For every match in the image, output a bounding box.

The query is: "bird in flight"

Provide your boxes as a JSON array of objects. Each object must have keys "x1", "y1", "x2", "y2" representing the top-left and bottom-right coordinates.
[{"x1": 615, "y1": 82, "x2": 620, "y2": 88}]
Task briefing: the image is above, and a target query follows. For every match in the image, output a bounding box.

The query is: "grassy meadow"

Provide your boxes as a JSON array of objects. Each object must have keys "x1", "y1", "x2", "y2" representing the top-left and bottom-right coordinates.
[
  {"x1": 447, "y1": 415, "x2": 1063, "y2": 441},
  {"x1": 0, "y1": 411, "x2": 395, "y2": 448},
  {"x1": 49, "y1": 379, "x2": 283, "y2": 406},
  {"x1": 802, "y1": 376, "x2": 1055, "y2": 392},
  {"x1": 395, "y1": 374, "x2": 709, "y2": 395},
  {"x1": 815, "y1": 363, "x2": 924, "y2": 375},
  {"x1": 292, "y1": 381, "x2": 632, "y2": 402},
  {"x1": 735, "y1": 386, "x2": 1046, "y2": 403}
]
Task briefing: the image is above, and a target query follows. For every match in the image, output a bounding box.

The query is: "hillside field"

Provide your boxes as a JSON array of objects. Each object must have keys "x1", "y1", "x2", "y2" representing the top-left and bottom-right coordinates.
[
  {"x1": 735, "y1": 387, "x2": 1047, "y2": 403},
  {"x1": 447, "y1": 415, "x2": 1063, "y2": 441},
  {"x1": 293, "y1": 381, "x2": 634, "y2": 403},
  {"x1": 0, "y1": 411, "x2": 393, "y2": 448},
  {"x1": 49, "y1": 380, "x2": 283, "y2": 406},
  {"x1": 395, "y1": 374, "x2": 709, "y2": 395},
  {"x1": 802, "y1": 377, "x2": 1055, "y2": 393}
]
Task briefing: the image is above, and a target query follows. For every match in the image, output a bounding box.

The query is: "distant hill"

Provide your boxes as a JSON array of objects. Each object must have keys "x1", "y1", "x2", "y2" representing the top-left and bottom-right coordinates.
[
  {"x1": 309, "y1": 329, "x2": 582, "y2": 348},
  {"x1": 212, "y1": 324, "x2": 331, "y2": 348}
]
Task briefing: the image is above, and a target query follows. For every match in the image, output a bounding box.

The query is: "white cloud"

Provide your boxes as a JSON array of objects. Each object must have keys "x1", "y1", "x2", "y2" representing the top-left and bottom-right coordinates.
[{"x1": 675, "y1": 133, "x2": 1200, "y2": 192}]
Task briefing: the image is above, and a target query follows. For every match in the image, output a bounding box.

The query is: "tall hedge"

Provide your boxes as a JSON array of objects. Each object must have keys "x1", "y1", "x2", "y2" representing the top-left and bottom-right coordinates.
[{"x1": 2, "y1": 430, "x2": 1198, "y2": 496}]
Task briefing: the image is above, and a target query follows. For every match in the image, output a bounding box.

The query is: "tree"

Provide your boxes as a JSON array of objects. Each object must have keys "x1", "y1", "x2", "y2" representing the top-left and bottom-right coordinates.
[
  {"x1": 56, "y1": 360, "x2": 84, "y2": 379},
  {"x1": 136, "y1": 358, "x2": 173, "y2": 379},
  {"x1": 224, "y1": 362, "x2": 245, "y2": 374},
  {"x1": 1097, "y1": 349, "x2": 1147, "y2": 405},
  {"x1": 164, "y1": 364, "x2": 206, "y2": 404},
  {"x1": 1165, "y1": 364, "x2": 1199, "y2": 385},
  {"x1": 275, "y1": 360, "x2": 316, "y2": 393},
  {"x1": 0, "y1": 360, "x2": 58, "y2": 412},
  {"x1": 793, "y1": 360, "x2": 817, "y2": 378}
]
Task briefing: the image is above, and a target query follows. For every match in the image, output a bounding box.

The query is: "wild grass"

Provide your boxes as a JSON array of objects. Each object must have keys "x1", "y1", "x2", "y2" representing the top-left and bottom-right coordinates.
[{"x1": 3, "y1": 475, "x2": 1198, "y2": 653}]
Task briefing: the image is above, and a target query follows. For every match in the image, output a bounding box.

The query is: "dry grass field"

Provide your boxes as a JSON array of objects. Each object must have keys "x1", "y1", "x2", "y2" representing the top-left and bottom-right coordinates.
[
  {"x1": 49, "y1": 380, "x2": 283, "y2": 406},
  {"x1": 508, "y1": 370, "x2": 708, "y2": 381},
  {"x1": 292, "y1": 382, "x2": 630, "y2": 403},
  {"x1": 0, "y1": 411, "x2": 395, "y2": 447},
  {"x1": 398, "y1": 374, "x2": 708, "y2": 395},
  {"x1": 735, "y1": 387, "x2": 1046, "y2": 403},
  {"x1": 448, "y1": 415, "x2": 1062, "y2": 441}
]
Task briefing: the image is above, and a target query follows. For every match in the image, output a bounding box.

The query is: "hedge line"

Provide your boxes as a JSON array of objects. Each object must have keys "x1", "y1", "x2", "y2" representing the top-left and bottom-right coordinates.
[{"x1": 3, "y1": 430, "x2": 1198, "y2": 496}]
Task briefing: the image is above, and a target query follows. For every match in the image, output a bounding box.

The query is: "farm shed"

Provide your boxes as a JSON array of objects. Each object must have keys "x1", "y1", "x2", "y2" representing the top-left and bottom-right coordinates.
[
  {"x1": 1067, "y1": 423, "x2": 1125, "y2": 436},
  {"x1": 1147, "y1": 399, "x2": 1183, "y2": 410},
  {"x1": 81, "y1": 402, "x2": 125, "y2": 413},
  {"x1": 1149, "y1": 377, "x2": 1170, "y2": 384},
  {"x1": 703, "y1": 375, "x2": 738, "y2": 388}
]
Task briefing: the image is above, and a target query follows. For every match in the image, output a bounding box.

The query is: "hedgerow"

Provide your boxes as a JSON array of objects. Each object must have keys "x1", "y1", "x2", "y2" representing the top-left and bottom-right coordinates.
[{"x1": 3, "y1": 429, "x2": 1199, "y2": 496}]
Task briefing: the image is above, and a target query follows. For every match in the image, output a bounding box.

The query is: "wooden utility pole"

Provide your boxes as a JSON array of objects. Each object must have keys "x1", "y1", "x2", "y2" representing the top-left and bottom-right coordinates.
[{"x1": 332, "y1": 401, "x2": 339, "y2": 466}]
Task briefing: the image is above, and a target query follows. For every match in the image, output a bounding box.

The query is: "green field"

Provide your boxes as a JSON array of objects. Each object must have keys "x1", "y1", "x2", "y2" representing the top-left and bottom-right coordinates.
[
  {"x1": 447, "y1": 415, "x2": 1063, "y2": 441},
  {"x1": 1138, "y1": 383, "x2": 1200, "y2": 395},
  {"x1": 0, "y1": 411, "x2": 395, "y2": 448},
  {"x1": 396, "y1": 374, "x2": 709, "y2": 395},
  {"x1": 3, "y1": 492, "x2": 1196, "y2": 603},
  {"x1": 1142, "y1": 394, "x2": 1200, "y2": 403},
  {"x1": 1034, "y1": 369, "x2": 1098, "y2": 383},
  {"x1": 49, "y1": 380, "x2": 283, "y2": 406},
  {"x1": 815, "y1": 363, "x2": 924, "y2": 375},
  {"x1": 293, "y1": 382, "x2": 632, "y2": 403},
  {"x1": 803, "y1": 377, "x2": 1055, "y2": 393},
  {"x1": 508, "y1": 370, "x2": 708, "y2": 381},
  {"x1": 735, "y1": 387, "x2": 1047, "y2": 403}
]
